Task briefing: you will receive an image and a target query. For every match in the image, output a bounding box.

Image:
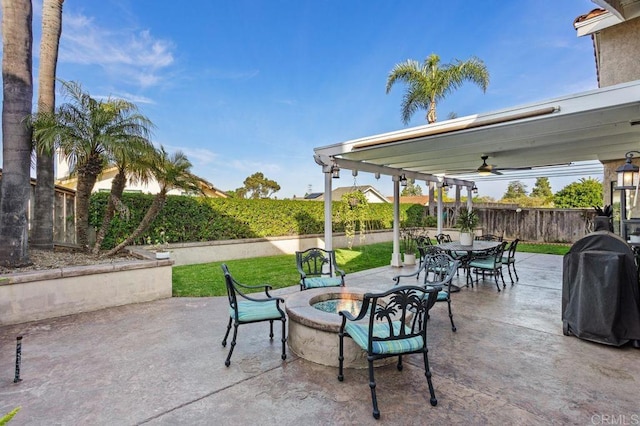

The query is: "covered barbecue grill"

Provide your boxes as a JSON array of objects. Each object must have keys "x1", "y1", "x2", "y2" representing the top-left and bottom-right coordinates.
[{"x1": 562, "y1": 231, "x2": 640, "y2": 347}]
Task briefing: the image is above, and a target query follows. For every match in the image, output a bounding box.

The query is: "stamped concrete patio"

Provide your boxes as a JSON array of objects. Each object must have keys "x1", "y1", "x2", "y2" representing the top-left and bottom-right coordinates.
[{"x1": 1, "y1": 252, "x2": 639, "y2": 425}]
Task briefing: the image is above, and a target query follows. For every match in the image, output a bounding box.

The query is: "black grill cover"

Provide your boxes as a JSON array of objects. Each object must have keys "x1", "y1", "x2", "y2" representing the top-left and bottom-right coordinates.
[{"x1": 562, "y1": 231, "x2": 640, "y2": 346}]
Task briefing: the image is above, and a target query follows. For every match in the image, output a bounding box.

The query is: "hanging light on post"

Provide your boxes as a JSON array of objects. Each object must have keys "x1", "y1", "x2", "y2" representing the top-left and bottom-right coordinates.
[
  {"x1": 400, "y1": 174, "x2": 408, "y2": 187},
  {"x1": 331, "y1": 165, "x2": 340, "y2": 179},
  {"x1": 616, "y1": 151, "x2": 640, "y2": 189},
  {"x1": 472, "y1": 184, "x2": 478, "y2": 194}
]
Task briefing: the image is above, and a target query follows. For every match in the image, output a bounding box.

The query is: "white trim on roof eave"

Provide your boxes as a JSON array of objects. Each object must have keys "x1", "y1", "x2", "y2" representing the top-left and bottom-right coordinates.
[
  {"x1": 314, "y1": 79, "x2": 640, "y2": 158},
  {"x1": 575, "y1": 10, "x2": 623, "y2": 36}
]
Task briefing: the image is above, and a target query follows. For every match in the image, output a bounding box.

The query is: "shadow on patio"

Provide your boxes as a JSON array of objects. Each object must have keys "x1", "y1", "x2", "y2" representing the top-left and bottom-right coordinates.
[{"x1": 1, "y1": 252, "x2": 639, "y2": 424}]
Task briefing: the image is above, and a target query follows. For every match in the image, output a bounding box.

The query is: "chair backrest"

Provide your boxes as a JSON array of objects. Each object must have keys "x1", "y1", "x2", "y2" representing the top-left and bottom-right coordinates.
[
  {"x1": 417, "y1": 245, "x2": 444, "y2": 260},
  {"x1": 221, "y1": 263, "x2": 239, "y2": 311},
  {"x1": 477, "y1": 234, "x2": 503, "y2": 242},
  {"x1": 422, "y1": 252, "x2": 459, "y2": 285},
  {"x1": 296, "y1": 247, "x2": 338, "y2": 278},
  {"x1": 416, "y1": 235, "x2": 433, "y2": 247},
  {"x1": 493, "y1": 241, "x2": 508, "y2": 264},
  {"x1": 435, "y1": 233, "x2": 452, "y2": 244},
  {"x1": 506, "y1": 238, "x2": 520, "y2": 260},
  {"x1": 360, "y1": 285, "x2": 440, "y2": 353}
]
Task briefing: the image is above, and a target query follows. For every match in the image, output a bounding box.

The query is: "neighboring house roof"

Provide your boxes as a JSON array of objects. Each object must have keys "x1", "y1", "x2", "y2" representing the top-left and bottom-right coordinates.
[
  {"x1": 388, "y1": 195, "x2": 430, "y2": 205},
  {"x1": 305, "y1": 185, "x2": 389, "y2": 203},
  {"x1": 55, "y1": 166, "x2": 228, "y2": 198}
]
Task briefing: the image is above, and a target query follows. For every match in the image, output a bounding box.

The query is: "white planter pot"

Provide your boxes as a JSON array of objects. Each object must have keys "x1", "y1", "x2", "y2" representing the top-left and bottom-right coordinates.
[
  {"x1": 403, "y1": 253, "x2": 416, "y2": 265},
  {"x1": 155, "y1": 251, "x2": 171, "y2": 260},
  {"x1": 459, "y1": 232, "x2": 474, "y2": 246}
]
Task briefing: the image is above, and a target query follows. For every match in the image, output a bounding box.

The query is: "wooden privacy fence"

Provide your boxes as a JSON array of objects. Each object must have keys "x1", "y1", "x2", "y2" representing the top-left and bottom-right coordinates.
[{"x1": 436, "y1": 203, "x2": 594, "y2": 243}]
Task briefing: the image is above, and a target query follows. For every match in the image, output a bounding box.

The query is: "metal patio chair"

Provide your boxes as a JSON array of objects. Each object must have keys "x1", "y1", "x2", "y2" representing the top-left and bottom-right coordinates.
[
  {"x1": 296, "y1": 247, "x2": 345, "y2": 290},
  {"x1": 221, "y1": 264, "x2": 287, "y2": 366},
  {"x1": 502, "y1": 238, "x2": 520, "y2": 284},
  {"x1": 393, "y1": 252, "x2": 460, "y2": 332},
  {"x1": 467, "y1": 241, "x2": 508, "y2": 291},
  {"x1": 337, "y1": 285, "x2": 440, "y2": 419}
]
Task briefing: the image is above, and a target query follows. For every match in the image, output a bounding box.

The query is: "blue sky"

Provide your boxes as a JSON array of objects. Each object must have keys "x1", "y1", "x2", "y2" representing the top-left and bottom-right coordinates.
[{"x1": 15, "y1": 0, "x2": 603, "y2": 199}]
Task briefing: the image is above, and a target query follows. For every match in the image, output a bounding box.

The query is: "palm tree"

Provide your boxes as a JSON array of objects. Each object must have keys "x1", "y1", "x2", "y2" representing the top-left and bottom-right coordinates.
[
  {"x1": 33, "y1": 0, "x2": 64, "y2": 250},
  {"x1": 107, "y1": 147, "x2": 202, "y2": 256},
  {"x1": 386, "y1": 53, "x2": 489, "y2": 124},
  {"x1": 0, "y1": 0, "x2": 34, "y2": 266},
  {"x1": 91, "y1": 136, "x2": 156, "y2": 254},
  {"x1": 33, "y1": 80, "x2": 154, "y2": 250}
]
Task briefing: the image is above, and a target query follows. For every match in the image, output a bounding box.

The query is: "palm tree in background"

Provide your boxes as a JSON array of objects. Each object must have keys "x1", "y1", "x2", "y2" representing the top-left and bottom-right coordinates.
[
  {"x1": 91, "y1": 135, "x2": 156, "y2": 254},
  {"x1": 107, "y1": 147, "x2": 202, "y2": 255},
  {"x1": 33, "y1": 0, "x2": 64, "y2": 250},
  {"x1": 0, "y1": 0, "x2": 34, "y2": 266},
  {"x1": 33, "y1": 80, "x2": 154, "y2": 250},
  {"x1": 386, "y1": 53, "x2": 489, "y2": 125}
]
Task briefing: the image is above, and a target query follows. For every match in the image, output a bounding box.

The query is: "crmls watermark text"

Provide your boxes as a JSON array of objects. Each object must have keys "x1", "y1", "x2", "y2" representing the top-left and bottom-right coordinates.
[{"x1": 591, "y1": 414, "x2": 640, "y2": 425}]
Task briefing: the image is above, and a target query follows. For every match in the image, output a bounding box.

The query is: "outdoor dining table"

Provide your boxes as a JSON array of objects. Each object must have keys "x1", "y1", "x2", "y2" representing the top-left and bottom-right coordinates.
[{"x1": 436, "y1": 240, "x2": 502, "y2": 289}]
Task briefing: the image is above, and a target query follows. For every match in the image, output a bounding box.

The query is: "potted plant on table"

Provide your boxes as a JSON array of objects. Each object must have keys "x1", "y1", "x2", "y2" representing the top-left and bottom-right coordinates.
[{"x1": 456, "y1": 208, "x2": 479, "y2": 246}]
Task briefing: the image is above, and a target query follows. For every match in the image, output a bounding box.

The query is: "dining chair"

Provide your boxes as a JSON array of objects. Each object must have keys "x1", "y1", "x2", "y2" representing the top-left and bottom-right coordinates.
[
  {"x1": 337, "y1": 285, "x2": 440, "y2": 419},
  {"x1": 393, "y1": 252, "x2": 460, "y2": 332},
  {"x1": 502, "y1": 238, "x2": 520, "y2": 284},
  {"x1": 467, "y1": 241, "x2": 508, "y2": 291},
  {"x1": 435, "y1": 233, "x2": 452, "y2": 244},
  {"x1": 221, "y1": 264, "x2": 287, "y2": 366}
]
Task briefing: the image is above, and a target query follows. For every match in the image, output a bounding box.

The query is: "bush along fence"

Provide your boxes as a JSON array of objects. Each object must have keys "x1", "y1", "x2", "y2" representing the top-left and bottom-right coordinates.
[{"x1": 86, "y1": 193, "x2": 594, "y2": 250}]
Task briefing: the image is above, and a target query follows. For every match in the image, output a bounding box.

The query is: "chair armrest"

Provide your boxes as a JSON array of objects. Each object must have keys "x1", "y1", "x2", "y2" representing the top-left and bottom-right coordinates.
[
  {"x1": 239, "y1": 293, "x2": 286, "y2": 304},
  {"x1": 335, "y1": 267, "x2": 346, "y2": 277}
]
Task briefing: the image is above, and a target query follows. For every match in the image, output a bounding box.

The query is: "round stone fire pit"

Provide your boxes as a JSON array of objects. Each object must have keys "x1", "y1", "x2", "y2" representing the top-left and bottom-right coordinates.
[{"x1": 286, "y1": 286, "x2": 394, "y2": 368}]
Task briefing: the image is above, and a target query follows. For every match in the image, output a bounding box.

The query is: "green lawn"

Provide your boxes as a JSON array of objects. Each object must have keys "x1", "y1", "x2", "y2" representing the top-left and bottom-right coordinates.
[{"x1": 172, "y1": 240, "x2": 570, "y2": 297}]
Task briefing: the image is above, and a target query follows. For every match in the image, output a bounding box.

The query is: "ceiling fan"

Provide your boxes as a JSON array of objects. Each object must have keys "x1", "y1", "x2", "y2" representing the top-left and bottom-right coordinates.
[{"x1": 452, "y1": 155, "x2": 567, "y2": 176}]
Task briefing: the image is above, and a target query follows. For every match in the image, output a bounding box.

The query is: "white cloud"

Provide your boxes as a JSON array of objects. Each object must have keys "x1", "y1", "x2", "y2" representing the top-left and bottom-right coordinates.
[
  {"x1": 161, "y1": 144, "x2": 219, "y2": 166},
  {"x1": 229, "y1": 159, "x2": 281, "y2": 174},
  {"x1": 59, "y1": 13, "x2": 175, "y2": 89}
]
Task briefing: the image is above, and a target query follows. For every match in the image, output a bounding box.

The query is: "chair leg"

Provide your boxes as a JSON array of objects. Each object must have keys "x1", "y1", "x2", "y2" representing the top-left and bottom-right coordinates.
[
  {"x1": 512, "y1": 262, "x2": 519, "y2": 282},
  {"x1": 493, "y1": 270, "x2": 501, "y2": 292},
  {"x1": 506, "y1": 263, "x2": 514, "y2": 284},
  {"x1": 225, "y1": 322, "x2": 239, "y2": 367},
  {"x1": 397, "y1": 354, "x2": 403, "y2": 371},
  {"x1": 368, "y1": 358, "x2": 380, "y2": 419},
  {"x1": 423, "y1": 349, "x2": 437, "y2": 407},
  {"x1": 447, "y1": 299, "x2": 456, "y2": 332},
  {"x1": 280, "y1": 318, "x2": 287, "y2": 360},
  {"x1": 269, "y1": 319, "x2": 274, "y2": 340},
  {"x1": 222, "y1": 317, "x2": 232, "y2": 347},
  {"x1": 499, "y1": 267, "x2": 506, "y2": 288},
  {"x1": 338, "y1": 331, "x2": 345, "y2": 381}
]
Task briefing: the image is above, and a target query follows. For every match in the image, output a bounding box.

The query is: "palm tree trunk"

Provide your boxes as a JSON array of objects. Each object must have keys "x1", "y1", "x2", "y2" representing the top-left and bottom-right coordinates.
[
  {"x1": 427, "y1": 100, "x2": 437, "y2": 124},
  {"x1": 92, "y1": 170, "x2": 126, "y2": 253},
  {"x1": 75, "y1": 154, "x2": 102, "y2": 250},
  {"x1": 107, "y1": 191, "x2": 167, "y2": 256},
  {"x1": 33, "y1": 0, "x2": 63, "y2": 250},
  {"x1": 0, "y1": 0, "x2": 34, "y2": 267}
]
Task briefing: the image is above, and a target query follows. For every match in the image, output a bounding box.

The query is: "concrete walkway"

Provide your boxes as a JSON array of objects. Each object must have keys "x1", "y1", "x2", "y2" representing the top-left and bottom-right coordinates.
[{"x1": 1, "y1": 252, "x2": 639, "y2": 425}]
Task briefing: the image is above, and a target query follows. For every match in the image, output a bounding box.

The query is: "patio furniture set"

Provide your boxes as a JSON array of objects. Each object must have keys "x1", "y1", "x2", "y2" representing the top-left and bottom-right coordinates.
[{"x1": 219, "y1": 240, "x2": 519, "y2": 419}]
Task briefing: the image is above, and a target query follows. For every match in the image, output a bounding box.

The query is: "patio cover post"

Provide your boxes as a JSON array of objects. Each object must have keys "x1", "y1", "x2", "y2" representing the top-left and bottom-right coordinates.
[
  {"x1": 323, "y1": 170, "x2": 333, "y2": 251},
  {"x1": 391, "y1": 175, "x2": 402, "y2": 267},
  {"x1": 437, "y1": 185, "x2": 443, "y2": 235}
]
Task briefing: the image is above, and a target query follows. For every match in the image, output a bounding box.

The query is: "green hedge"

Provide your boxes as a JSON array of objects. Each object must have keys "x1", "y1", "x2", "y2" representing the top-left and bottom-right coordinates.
[{"x1": 89, "y1": 192, "x2": 427, "y2": 249}]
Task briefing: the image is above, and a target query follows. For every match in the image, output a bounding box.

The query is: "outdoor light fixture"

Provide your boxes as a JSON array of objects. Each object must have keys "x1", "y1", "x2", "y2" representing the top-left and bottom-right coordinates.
[
  {"x1": 374, "y1": 172, "x2": 380, "y2": 180},
  {"x1": 616, "y1": 151, "x2": 640, "y2": 189},
  {"x1": 442, "y1": 180, "x2": 449, "y2": 189},
  {"x1": 332, "y1": 166, "x2": 340, "y2": 179},
  {"x1": 352, "y1": 170, "x2": 358, "y2": 177},
  {"x1": 472, "y1": 184, "x2": 478, "y2": 194},
  {"x1": 400, "y1": 174, "x2": 408, "y2": 187}
]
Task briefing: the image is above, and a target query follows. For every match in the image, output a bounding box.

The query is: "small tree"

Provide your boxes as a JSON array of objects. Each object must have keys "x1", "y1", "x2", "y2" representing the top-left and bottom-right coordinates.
[
  {"x1": 236, "y1": 172, "x2": 281, "y2": 199},
  {"x1": 554, "y1": 178, "x2": 603, "y2": 208},
  {"x1": 502, "y1": 181, "x2": 528, "y2": 201},
  {"x1": 401, "y1": 179, "x2": 422, "y2": 196}
]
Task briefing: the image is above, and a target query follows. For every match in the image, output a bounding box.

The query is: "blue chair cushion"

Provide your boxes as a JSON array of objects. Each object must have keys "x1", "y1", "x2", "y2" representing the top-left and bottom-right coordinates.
[
  {"x1": 231, "y1": 300, "x2": 282, "y2": 322},
  {"x1": 303, "y1": 276, "x2": 342, "y2": 288},
  {"x1": 345, "y1": 321, "x2": 424, "y2": 355},
  {"x1": 426, "y1": 286, "x2": 448, "y2": 301},
  {"x1": 469, "y1": 258, "x2": 500, "y2": 269}
]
